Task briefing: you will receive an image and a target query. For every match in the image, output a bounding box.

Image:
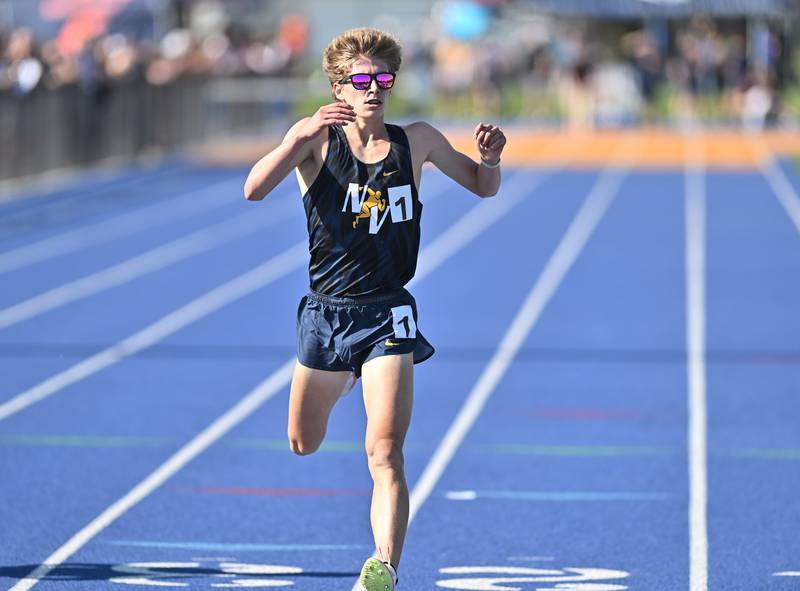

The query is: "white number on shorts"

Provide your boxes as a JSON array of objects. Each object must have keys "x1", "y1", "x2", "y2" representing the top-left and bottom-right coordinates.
[{"x1": 391, "y1": 305, "x2": 416, "y2": 339}]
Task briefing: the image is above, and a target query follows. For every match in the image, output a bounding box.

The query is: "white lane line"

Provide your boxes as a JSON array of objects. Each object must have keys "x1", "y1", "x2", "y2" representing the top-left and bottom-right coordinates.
[
  {"x1": 410, "y1": 170, "x2": 550, "y2": 287},
  {"x1": 0, "y1": 195, "x2": 300, "y2": 330},
  {"x1": 0, "y1": 241, "x2": 308, "y2": 422},
  {"x1": 7, "y1": 358, "x2": 297, "y2": 591},
  {"x1": 0, "y1": 165, "x2": 123, "y2": 203},
  {"x1": 759, "y1": 155, "x2": 800, "y2": 234},
  {"x1": 0, "y1": 171, "x2": 461, "y2": 422},
  {"x1": 685, "y1": 134, "x2": 708, "y2": 591},
  {"x1": 0, "y1": 169, "x2": 456, "y2": 329},
  {"x1": 0, "y1": 163, "x2": 180, "y2": 210},
  {"x1": 0, "y1": 158, "x2": 185, "y2": 203},
  {"x1": 350, "y1": 151, "x2": 633, "y2": 591},
  {"x1": 8, "y1": 168, "x2": 553, "y2": 591},
  {"x1": 407, "y1": 163, "x2": 628, "y2": 523},
  {"x1": 0, "y1": 176, "x2": 247, "y2": 275}
]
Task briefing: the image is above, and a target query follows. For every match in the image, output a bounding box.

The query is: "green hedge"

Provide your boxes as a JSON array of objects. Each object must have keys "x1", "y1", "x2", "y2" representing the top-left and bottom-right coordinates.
[{"x1": 292, "y1": 84, "x2": 800, "y2": 125}]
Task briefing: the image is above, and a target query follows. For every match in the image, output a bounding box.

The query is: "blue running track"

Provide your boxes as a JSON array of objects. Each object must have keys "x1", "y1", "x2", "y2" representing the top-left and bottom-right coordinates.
[{"x1": 0, "y1": 154, "x2": 799, "y2": 591}]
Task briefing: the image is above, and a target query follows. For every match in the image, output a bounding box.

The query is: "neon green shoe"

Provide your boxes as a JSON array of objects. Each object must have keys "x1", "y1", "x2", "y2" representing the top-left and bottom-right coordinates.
[{"x1": 359, "y1": 557, "x2": 395, "y2": 591}]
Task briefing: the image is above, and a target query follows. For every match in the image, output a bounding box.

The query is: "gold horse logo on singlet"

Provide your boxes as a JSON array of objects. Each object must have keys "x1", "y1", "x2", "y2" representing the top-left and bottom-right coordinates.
[{"x1": 353, "y1": 186, "x2": 386, "y2": 228}]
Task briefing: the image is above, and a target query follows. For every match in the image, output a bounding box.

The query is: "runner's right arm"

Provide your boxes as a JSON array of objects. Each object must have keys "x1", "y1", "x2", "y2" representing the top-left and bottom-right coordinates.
[{"x1": 244, "y1": 102, "x2": 356, "y2": 201}]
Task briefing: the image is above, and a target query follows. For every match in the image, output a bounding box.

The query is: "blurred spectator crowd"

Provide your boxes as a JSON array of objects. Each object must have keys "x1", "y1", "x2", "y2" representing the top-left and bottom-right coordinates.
[
  {"x1": 0, "y1": 0, "x2": 796, "y2": 132},
  {"x1": 0, "y1": 12, "x2": 309, "y2": 97},
  {"x1": 417, "y1": 7, "x2": 793, "y2": 129}
]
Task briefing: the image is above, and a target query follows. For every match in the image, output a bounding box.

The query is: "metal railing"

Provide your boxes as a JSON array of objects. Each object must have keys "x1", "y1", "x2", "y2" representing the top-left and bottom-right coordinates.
[{"x1": 0, "y1": 75, "x2": 305, "y2": 182}]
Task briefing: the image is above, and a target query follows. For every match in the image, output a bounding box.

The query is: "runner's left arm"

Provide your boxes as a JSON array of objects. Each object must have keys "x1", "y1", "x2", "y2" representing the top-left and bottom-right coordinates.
[{"x1": 411, "y1": 121, "x2": 506, "y2": 198}]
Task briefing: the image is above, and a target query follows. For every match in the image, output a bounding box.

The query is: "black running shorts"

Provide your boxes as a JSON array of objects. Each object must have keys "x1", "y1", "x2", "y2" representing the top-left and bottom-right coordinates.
[{"x1": 296, "y1": 288, "x2": 435, "y2": 377}]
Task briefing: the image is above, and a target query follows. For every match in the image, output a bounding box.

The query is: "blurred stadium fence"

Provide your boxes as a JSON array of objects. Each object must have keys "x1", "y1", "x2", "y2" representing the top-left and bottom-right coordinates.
[{"x1": 0, "y1": 75, "x2": 304, "y2": 182}]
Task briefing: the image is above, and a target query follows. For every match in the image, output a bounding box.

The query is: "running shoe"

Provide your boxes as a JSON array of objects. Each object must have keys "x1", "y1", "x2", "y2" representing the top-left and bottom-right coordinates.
[{"x1": 359, "y1": 557, "x2": 396, "y2": 590}]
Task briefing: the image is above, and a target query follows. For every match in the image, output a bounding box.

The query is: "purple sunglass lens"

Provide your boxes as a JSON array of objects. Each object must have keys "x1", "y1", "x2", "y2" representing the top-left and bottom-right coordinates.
[
  {"x1": 376, "y1": 73, "x2": 394, "y2": 87},
  {"x1": 350, "y1": 74, "x2": 373, "y2": 88}
]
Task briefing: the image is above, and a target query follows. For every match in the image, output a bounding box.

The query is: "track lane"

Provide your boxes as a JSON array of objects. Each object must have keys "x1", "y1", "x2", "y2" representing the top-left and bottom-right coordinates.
[
  {"x1": 403, "y1": 170, "x2": 688, "y2": 590},
  {"x1": 0, "y1": 168, "x2": 480, "y2": 581},
  {"x1": 0, "y1": 170, "x2": 261, "y2": 294},
  {"x1": 705, "y1": 170, "x2": 800, "y2": 591},
  {"x1": 6, "y1": 169, "x2": 594, "y2": 591},
  {"x1": 0, "y1": 180, "x2": 303, "y2": 405},
  {"x1": 0, "y1": 164, "x2": 234, "y2": 248}
]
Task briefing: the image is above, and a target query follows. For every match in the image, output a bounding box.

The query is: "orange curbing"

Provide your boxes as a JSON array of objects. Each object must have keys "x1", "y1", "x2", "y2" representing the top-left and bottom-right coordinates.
[
  {"x1": 445, "y1": 129, "x2": 800, "y2": 170},
  {"x1": 191, "y1": 129, "x2": 800, "y2": 170}
]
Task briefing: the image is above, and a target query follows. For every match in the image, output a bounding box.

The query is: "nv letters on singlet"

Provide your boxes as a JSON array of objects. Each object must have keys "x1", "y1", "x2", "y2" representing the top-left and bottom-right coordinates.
[{"x1": 341, "y1": 182, "x2": 414, "y2": 235}]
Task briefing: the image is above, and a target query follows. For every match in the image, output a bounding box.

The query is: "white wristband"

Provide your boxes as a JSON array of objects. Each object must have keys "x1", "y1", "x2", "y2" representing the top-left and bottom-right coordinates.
[{"x1": 480, "y1": 157, "x2": 501, "y2": 169}]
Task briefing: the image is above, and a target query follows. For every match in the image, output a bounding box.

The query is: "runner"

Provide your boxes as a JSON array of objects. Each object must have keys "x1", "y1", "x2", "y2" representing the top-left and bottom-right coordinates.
[{"x1": 243, "y1": 27, "x2": 506, "y2": 590}]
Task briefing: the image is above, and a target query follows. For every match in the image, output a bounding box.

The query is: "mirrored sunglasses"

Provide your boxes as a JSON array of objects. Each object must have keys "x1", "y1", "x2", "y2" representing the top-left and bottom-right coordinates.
[{"x1": 339, "y1": 72, "x2": 396, "y2": 90}]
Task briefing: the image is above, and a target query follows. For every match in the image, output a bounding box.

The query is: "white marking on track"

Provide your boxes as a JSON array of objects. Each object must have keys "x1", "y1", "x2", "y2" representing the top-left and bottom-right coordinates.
[
  {"x1": 438, "y1": 581, "x2": 626, "y2": 591},
  {"x1": 218, "y1": 564, "x2": 302, "y2": 575},
  {"x1": 7, "y1": 361, "x2": 296, "y2": 591},
  {"x1": 7, "y1": 171, "x2": 541, "y2": 591},
  {"x1": 211, "y1": 582, "x2": 294, "y2": 588},
  {"x1": 440, "y1": 567, "x2": 564, "y2": 576},
  {"x1": 110, "y1": 578, "x2": 188, "y2": 587},
  {"x1": 111, "y1": 562, "x2": 202, "y2": 572},
  {"x1": 445, "y1": 490, "x2": 478, "y2": 500},
  {"x1": 406, "y1": 158, "x2": 628, "y2": 528},
  {"x1": 0, "y1": 177, "x2": 246, "y2": 275},
  {"x1": 436, "y1": 566, "x2": 629, "y2": 590},
  {"x1": 213, "y1": 561, "x2": 302, "y2": 587},
  {"x1": 409, "y1": 170, "x2": 550, "y2": 288},
  {"x1": 0, "y1": 171, "x2": 457, "y2": 422},
  {"x1": 0, "y1": 199, "x2": 299, "y2": 330},
  {"x1": 685, "y1": 133, "x2": 708, "y2": 591},
  {"x1": 760, "y1": 155, "x2": 800, "y2": 234},
  {"x1": 110, "y1": 562, "x2": 199, "y2": 587},
  {"x1": 105, "y1": 561, "x2": 302, "y2": 588},
  {"x1": 0, "y1": 158, "x2": 178, "y2": 203},
  {"x1": 774, "y1": 571, "x2": 800, "y2": 577},
  {"x1": 349, "y1": 142, "x2": 633, "y2": 591},
  {"x1": 0, "y1": 241, "x2": 307, "y2": 422}
]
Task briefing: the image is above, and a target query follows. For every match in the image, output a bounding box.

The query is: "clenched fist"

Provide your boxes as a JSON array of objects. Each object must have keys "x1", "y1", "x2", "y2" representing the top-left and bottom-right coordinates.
[{"x1": 474, "y1": 123, "x2": 506, "y2": 166}]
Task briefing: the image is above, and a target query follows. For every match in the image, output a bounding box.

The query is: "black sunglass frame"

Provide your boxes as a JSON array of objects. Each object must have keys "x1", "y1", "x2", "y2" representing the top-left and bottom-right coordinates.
[{"x1": 338, "y1": 72, "x2": 396, "y2": 90}]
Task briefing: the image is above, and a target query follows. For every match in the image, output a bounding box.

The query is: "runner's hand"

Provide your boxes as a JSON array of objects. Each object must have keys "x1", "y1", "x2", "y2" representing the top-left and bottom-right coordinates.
[
  {"x1": 474, "y1": 123, "x2": 506, "y2": 165},
  {"x1": 296, "y1": 102, "x2": 356, "y2": 142}
]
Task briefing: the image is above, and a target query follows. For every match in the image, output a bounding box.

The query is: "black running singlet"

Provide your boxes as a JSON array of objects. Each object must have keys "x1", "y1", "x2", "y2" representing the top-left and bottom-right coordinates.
[{"x1": 300, "y1": 123, "x2": 422, "y2": 297}]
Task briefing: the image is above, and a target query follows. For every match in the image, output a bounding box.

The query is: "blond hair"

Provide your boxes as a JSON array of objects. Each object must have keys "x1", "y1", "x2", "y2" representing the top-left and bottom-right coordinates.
[{"x1": 322, "y1": 28, "x2": 402, "y2": 85}]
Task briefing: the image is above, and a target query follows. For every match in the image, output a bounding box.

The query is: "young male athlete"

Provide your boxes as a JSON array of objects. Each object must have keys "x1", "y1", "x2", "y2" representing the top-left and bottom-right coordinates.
[{"x1": 243, "y1": 28, "x2": 506, "y2": 591}]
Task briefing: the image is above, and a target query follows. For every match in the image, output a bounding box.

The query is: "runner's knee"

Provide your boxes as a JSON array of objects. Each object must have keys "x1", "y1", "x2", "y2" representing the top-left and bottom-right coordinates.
[
  {"x1": 288, "y1": 430, "x2": 323, "y2": 456},
  {"x1": 366, "y1": 437, "x2": 404, "y2": 474}
]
